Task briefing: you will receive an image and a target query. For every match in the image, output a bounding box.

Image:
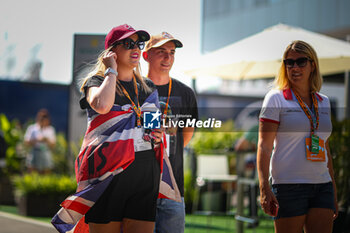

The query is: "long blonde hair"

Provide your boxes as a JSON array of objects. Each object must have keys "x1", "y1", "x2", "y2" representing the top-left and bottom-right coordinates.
[
  {"x1": 274, "y1": 40, "x2": 323, "y2": 93},
  {"x1": 80, "y1": 46, "x2": 151, "y2": 95}
]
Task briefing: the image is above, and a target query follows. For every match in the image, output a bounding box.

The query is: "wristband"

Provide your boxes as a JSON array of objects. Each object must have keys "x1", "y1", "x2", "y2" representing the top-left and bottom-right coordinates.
[{"x1": 104, "y1": 67, "x2": 118, "y2": 77}]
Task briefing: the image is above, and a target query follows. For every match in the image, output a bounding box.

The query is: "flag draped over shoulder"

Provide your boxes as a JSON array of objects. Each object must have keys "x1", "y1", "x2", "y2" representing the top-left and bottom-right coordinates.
[{"x1": 51, "y1": 90, "x2": 181, "y2": 233}]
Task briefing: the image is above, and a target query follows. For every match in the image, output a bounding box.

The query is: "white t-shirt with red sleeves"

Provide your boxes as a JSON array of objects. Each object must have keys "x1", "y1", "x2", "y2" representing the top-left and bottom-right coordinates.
[{"x1": 259, "y1": 88, "x2": 332, "y2": 185}]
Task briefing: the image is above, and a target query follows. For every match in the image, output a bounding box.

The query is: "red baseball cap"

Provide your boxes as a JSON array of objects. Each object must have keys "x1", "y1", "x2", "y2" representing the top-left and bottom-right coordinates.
[{"x1": 105, "y1": 24, "x2": 150, "y2": 49}]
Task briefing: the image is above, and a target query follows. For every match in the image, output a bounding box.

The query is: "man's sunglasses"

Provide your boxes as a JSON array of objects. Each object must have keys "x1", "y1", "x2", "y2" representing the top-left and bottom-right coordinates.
[
  {"x1": 283, "y1": 57, "x2": 312, "y2": 68},
  {"x1": 112, "y1": 38, "x2": 145, "y2": 50}
]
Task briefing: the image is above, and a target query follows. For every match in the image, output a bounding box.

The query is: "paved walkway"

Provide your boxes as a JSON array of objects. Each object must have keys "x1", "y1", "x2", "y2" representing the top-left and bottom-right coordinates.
[{"x1": 0, "y1": 211, "x2": 57, "y2": 233}]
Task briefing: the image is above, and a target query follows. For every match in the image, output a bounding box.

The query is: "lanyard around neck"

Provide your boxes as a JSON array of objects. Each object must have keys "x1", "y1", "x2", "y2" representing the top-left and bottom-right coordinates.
[
  {"x1": 162, "y1": 78, "x2": 172, "y2": 119},
  {"x1": 292, "y1": 88, "x2": 319, "y2": 135},
  {"x1": 120, "y1": 75, "x2": 142, "y2": 128}
]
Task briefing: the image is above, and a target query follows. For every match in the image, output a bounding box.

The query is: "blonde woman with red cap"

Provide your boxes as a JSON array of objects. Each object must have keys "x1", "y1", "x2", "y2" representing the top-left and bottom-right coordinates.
[{"x1": 55, "y1": 25, "x2": 164, "y2": 233}]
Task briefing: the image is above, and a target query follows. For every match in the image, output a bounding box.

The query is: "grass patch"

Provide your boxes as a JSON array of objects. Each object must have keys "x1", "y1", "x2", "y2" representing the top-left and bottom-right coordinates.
[
  {"x1": 0, "y1": 205, "x2": 17, "y2": 215},
  {"x1": 185, "y1": 213, "x2": 274, "y2": 233},
  {"x1": 0, "y1": 205, "x2": 52, "y2": 223}
]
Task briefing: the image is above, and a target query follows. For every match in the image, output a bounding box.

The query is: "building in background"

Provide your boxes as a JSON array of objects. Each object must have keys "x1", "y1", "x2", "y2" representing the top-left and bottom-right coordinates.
[
  {"x1": 0, "y1": 80, "x2": 69, "y2": 134},
  {"x1": 201, "y1": 0, "x2": 350, "y2": 53}
]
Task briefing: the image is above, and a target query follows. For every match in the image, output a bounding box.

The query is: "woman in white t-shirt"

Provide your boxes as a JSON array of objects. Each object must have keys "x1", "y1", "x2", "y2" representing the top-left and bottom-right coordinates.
[
  {"x1": 24, "y1": 108, "x2": 56, "y2": 173},
  {"x1": 257, "y1": 40, "x2": 337, "y2": 233}
]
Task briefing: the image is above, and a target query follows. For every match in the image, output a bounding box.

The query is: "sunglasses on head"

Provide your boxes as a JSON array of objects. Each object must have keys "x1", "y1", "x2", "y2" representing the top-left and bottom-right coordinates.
[
  {"x1": 283, "y1": 57, "x2": 311, "y2": 68},
  {"x1": 112, "y1": 38, "x2": 145, "y2": 50}
]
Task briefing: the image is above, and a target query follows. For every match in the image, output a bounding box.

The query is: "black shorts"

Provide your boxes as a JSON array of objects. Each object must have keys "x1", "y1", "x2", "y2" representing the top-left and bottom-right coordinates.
[
  {"x1": 272, "y1": 182, "x2": 335, "y2": 219},
  {"x1": 85, "y1": 150, "x2": 160, "y2": 223}
]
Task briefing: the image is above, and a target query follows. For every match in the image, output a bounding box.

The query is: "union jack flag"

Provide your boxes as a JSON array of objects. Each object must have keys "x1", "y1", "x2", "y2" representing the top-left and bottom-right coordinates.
[{"x1": 51, "y1": 90, "x2": 181, "y2": 233}]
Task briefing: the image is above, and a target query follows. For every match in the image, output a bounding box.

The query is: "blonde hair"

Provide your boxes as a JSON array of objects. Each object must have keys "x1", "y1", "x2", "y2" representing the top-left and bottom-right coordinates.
[
  {"x1": 80, "y1": 46, "x2": 151, "y2": 95},
  {"x1": 274, "y1": 40, "x2": 323, "y2": 93}
]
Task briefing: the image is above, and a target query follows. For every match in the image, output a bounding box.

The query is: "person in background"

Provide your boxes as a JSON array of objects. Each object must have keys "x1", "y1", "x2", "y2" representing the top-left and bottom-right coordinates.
[
  {"x1": 24, "y1": 108, "x2": 56, "y2": 174},
  {"x1": 235, "y1": 123, "x2": 259, "y2": 177},
  {"x1": 143, "y1": 32, "x2": 198, "y2": 233},
  {"x1": 257, "y1": 40, "x2": 337, "y2": 233}
]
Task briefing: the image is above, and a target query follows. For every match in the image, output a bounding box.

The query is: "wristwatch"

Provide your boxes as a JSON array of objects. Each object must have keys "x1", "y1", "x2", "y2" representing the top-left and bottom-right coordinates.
[{"x1": 104, "y1": 67, "x2": 118, "y2": 77}]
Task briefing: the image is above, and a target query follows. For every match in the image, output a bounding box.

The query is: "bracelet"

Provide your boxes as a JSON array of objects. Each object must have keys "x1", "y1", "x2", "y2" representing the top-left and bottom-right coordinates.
[{"x1": 104, "y1": 67, "x2": 118, "y2": 77}]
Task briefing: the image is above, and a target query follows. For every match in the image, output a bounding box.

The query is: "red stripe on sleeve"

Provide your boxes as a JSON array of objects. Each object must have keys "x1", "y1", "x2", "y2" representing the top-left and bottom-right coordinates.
[
  {"x1": 315, "y1": 93, "x2": 323, "y2": 101},
  {"x1": 259, "y1": 118, "x2": 280, "y2": 124}
]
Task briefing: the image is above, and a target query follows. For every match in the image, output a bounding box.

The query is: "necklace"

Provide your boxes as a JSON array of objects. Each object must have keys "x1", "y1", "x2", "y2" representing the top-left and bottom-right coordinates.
[
  {"x1": 119, "y1": 75, "x2": 142, "y2": 128},
  {"x1": 162, "y1": 78, "x2": 172, "y2": 119}
]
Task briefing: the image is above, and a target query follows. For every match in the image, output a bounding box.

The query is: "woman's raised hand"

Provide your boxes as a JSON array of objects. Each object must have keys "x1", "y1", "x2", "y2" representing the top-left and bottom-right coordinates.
[{"x1": 103, "y1": 51, "x2": 118, "y2": 71}]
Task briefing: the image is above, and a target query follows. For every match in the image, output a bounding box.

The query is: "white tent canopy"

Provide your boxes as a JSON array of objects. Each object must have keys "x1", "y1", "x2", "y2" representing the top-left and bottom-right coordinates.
[{"x1": 184, "y1": 24, "x2": 350, "y2": 80}]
